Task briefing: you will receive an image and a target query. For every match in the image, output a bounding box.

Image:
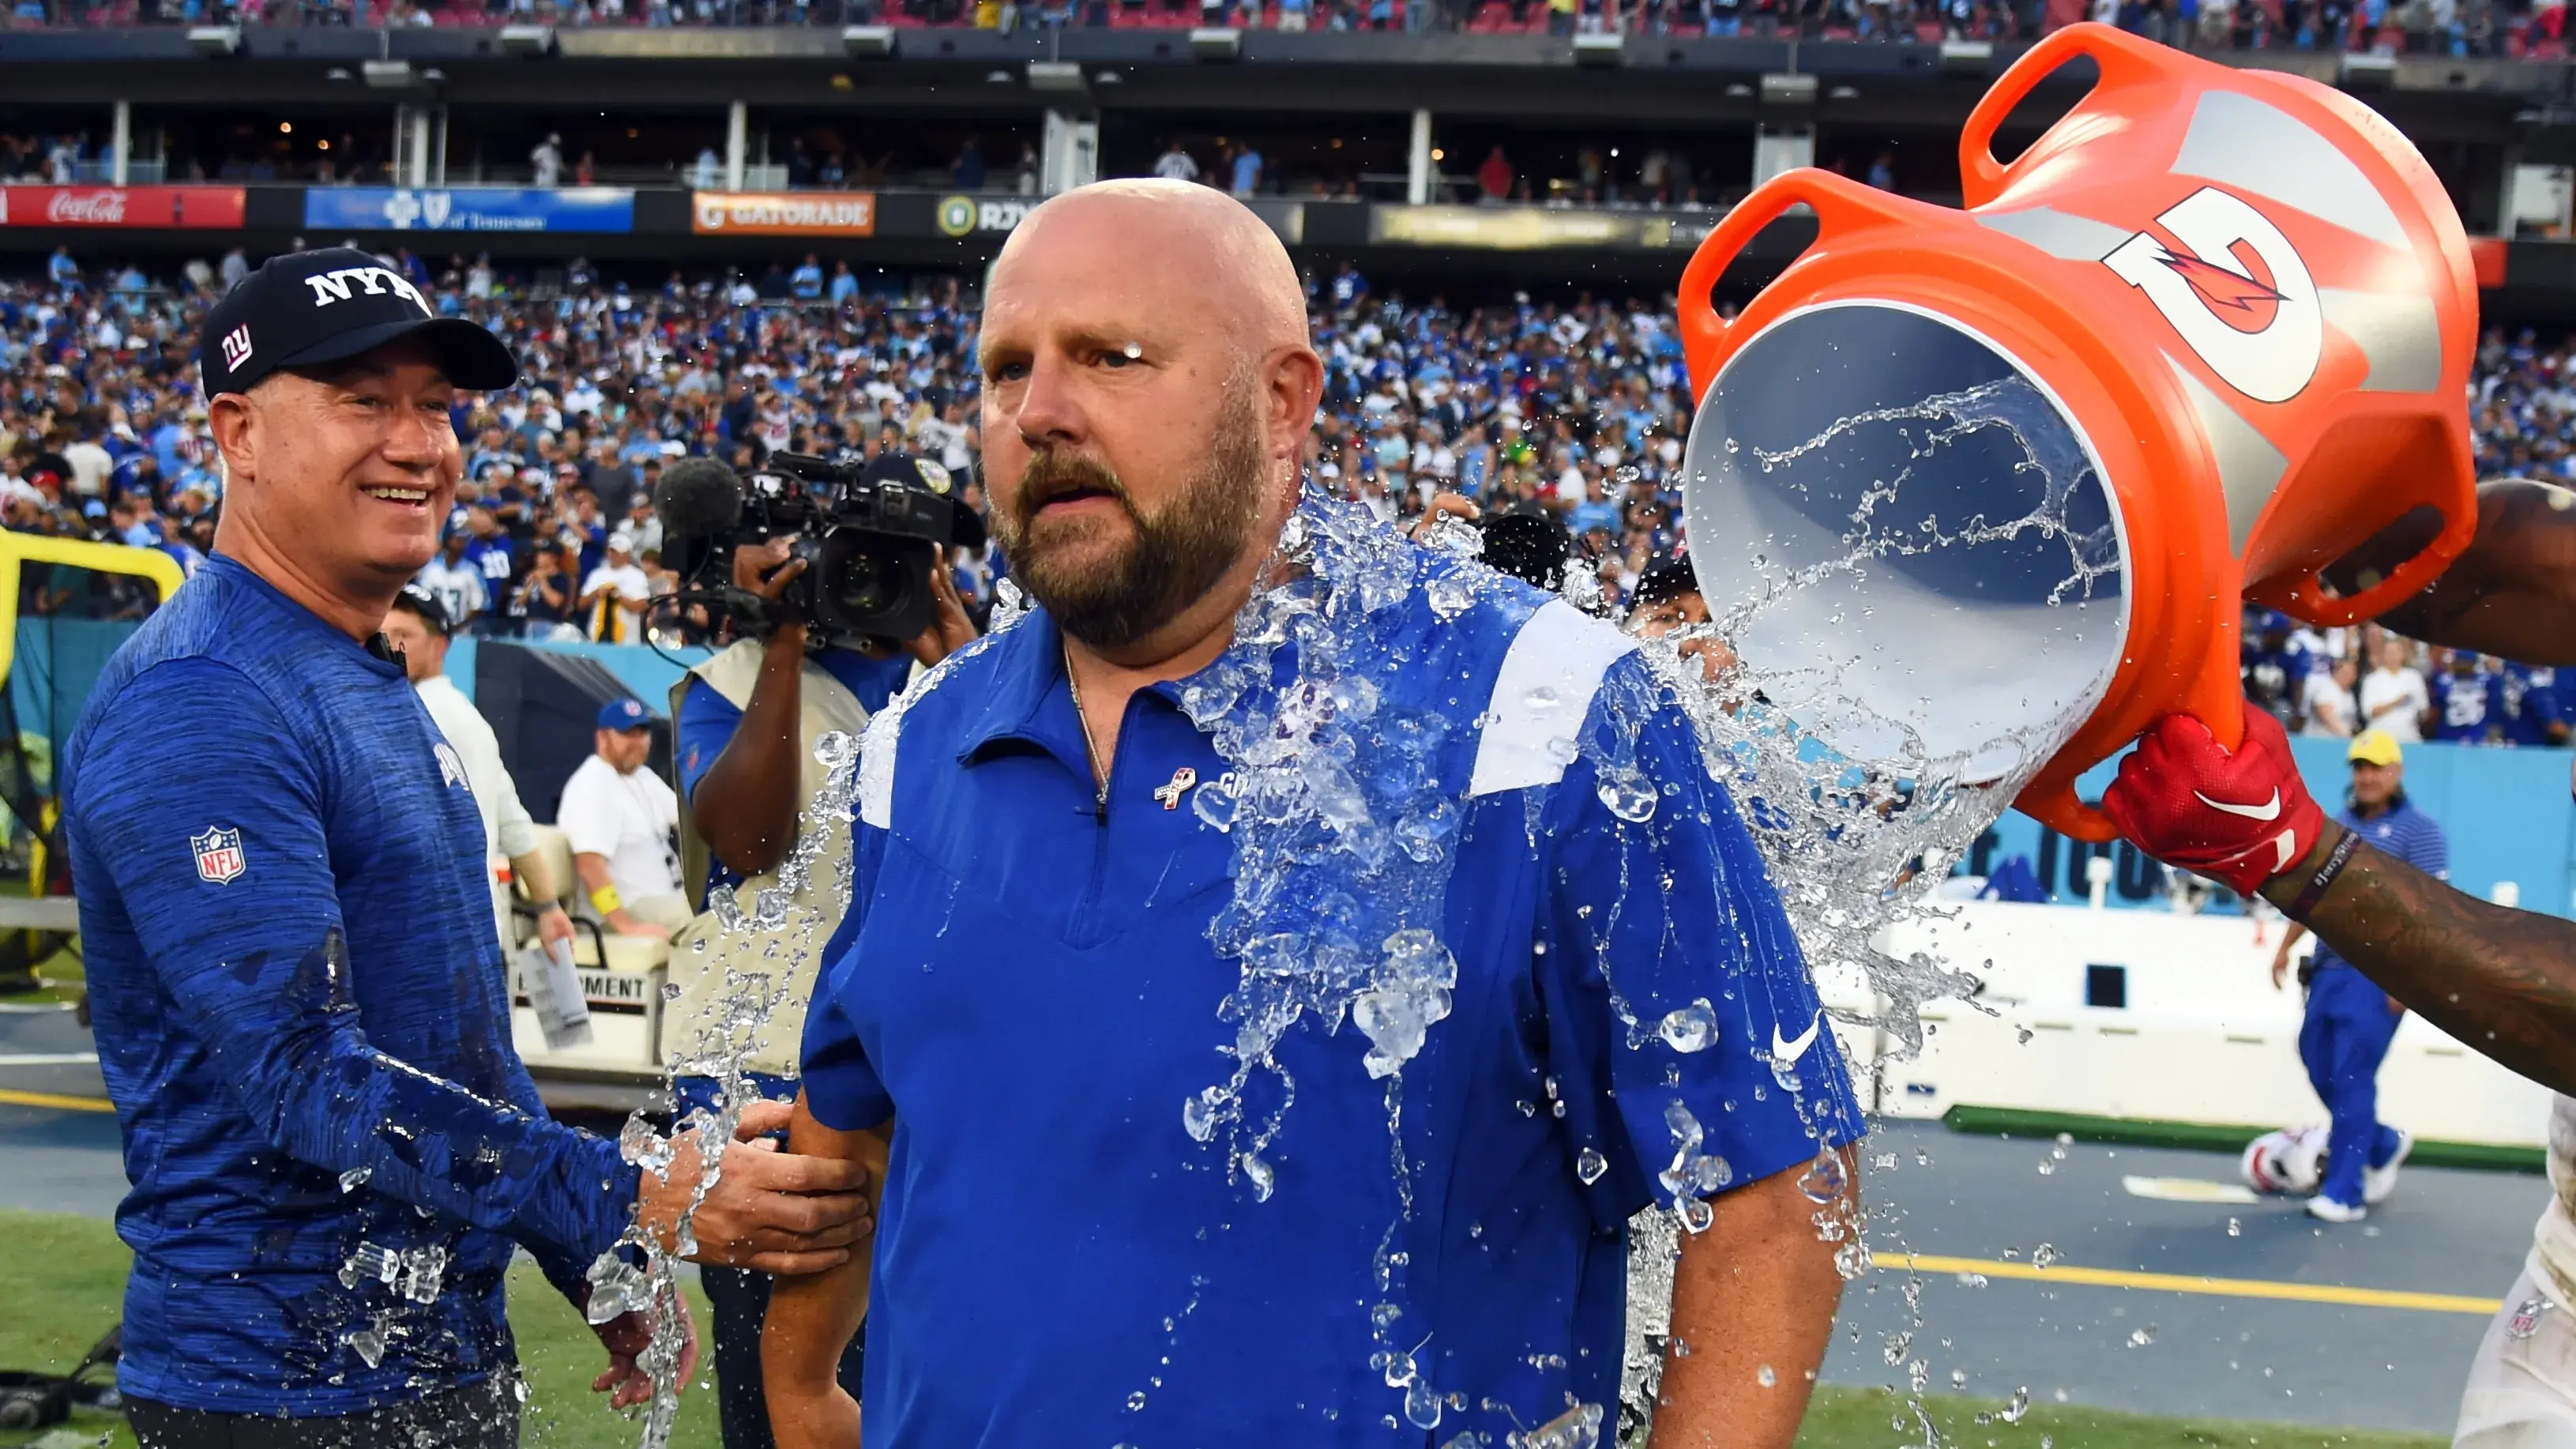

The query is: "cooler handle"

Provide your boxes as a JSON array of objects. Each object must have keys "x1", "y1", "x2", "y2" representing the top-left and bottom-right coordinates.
[
  {"x1": 2015, "y1": 639, "x2": 2248, "y2": 845},
  {"x1": 1679, "y1": 167, "x2": 1919, "y2": 403},
  {"x1": 2262, "y1": 498, "x2": 2477, "y2": 627},
  {"x1": 1960, "y1": 21, "x2": 2176, "y2": 207}
]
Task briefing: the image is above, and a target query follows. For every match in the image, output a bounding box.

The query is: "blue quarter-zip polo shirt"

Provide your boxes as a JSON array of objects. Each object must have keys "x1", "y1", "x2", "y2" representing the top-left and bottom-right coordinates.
[{"x1": 803, "y1": 564, "x2": 1862, "y2": 1448}]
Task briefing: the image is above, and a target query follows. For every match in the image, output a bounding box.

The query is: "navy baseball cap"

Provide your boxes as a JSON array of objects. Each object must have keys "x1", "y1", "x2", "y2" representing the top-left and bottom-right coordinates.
[
  {"x1": 391, "y1": 586, "x2": 453, "y2": 636},
  {"x1": 1634, "y1": 555, "x2": 1699, "y2": 609},
  {"x1": 199, "y1": 247, "x2": 518, "y2": 397},
  {"x1": 596, "y1": 697, "x2": 654, "y2": 732}
]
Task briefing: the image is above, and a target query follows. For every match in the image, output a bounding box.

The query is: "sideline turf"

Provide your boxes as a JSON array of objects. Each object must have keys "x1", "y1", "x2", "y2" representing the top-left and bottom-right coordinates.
[
  {"x1": 1798, "y1": 1386, "x2": 2444, "y2": 1447},
  {"x1": 0, "y1": 1207, "x2": 2443, "y2": 1448},
  {"x1": 0, "y1": 1207, "x2": 719, "y2": 1449}
]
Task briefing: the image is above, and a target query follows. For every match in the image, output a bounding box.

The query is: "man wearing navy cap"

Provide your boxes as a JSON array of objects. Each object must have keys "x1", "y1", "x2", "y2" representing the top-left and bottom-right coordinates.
[
  {"x1": 61, "y1": 247, "x2": 874, "y2": 1449},
  {"x1": 559, "y1": 694, "x2": 690, "y2": 939},
  {"x1": 1627, "y1": 554, "x2": 1734, "y2": 683}
]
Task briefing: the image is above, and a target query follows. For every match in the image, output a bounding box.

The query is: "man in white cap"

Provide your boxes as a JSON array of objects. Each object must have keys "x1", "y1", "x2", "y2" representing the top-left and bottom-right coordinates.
[
  {"x1": 558, "y1": 696, "x2": 689, "y2": 939},
  {"x1": 382, "y1": 586, "x2": 572, "y2": 958},
  {"x1": 580, "y1": 530, "x2": 652, "y2": 642}
]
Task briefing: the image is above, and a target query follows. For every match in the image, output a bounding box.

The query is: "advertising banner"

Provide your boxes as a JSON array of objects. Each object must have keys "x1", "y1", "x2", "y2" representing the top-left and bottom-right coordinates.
[
  {"x1": 932, "y1": 193, "x2": 1033, "y2": 237},
  {"x1": 0, "y1": 186, "x2": 246, "y2": 229},
  {"x1": 1368, "y1": 203, "x2": 1715, "y2": 251},
  {"x1": 303, "y1": 186, "x2": 637, "y2": 234},
  {"x1": 888, "y1": 191, "x2": 1299, "y2": 244},
  {"x1": 692, "y1": 191, "x2": 876, "y2": 237}
]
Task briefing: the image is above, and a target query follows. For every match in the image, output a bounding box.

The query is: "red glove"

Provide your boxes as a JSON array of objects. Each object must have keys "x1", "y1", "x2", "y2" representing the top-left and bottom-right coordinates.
[{"x1": 2100, "y1": 706, "x2": 2326, "y2": 898}]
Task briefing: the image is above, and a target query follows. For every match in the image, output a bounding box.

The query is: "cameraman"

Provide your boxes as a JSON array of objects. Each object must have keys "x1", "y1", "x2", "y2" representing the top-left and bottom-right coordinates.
[{"x1": 665, "y1": 452, "x2": 977, "y2": 1449}]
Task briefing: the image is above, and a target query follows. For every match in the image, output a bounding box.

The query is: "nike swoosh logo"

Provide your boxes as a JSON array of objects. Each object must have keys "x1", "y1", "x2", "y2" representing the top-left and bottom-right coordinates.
[
  {"x1": 2194, "y1": 788, "x2": 2282, "y2": 822},
  {"x1": 1773, "y1": 1011, "x2": 1823, "y2": 1066}
]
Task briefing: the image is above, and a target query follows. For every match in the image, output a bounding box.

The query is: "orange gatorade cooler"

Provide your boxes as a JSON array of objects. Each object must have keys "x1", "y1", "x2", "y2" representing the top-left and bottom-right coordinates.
[{"x1": 1673, "y1": 23, "x2": 2477, "y2": 841}]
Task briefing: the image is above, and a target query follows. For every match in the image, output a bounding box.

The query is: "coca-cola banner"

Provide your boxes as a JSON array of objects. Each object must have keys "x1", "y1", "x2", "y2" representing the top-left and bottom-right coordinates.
[{"x1": 0, "y1": 186, "x2": 247, "y2": 229}]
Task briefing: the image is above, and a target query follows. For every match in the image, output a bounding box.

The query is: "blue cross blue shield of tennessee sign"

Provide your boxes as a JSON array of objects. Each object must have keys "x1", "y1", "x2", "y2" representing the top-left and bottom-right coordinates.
[{"x1": 190, "y1": 826, "x2": 245, "y2": 885}]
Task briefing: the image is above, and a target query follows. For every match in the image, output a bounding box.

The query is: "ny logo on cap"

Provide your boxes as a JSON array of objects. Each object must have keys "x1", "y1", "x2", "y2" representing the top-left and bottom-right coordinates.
[
  {"x1": 303, "y1": 266, "x2": 431, "y2": 318},
  {"x1": 219, "y1": 325, "x2": 252, "y2": 372}
]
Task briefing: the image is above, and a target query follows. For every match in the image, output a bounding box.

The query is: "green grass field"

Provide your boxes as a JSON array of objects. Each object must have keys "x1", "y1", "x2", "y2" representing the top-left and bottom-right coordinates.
[
  {"x1": 0, "y1": 1208, "x2": 2442, "y2": 1449},
  {"x1": 0, "y1": 1208, "x2": 720, "y2": 1449}
]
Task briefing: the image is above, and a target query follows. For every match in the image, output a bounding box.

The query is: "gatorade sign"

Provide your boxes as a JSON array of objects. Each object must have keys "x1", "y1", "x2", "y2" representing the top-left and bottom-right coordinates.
[
  {"x1": 695, "y1": 191, "x2": 876, "y2": 237},
  {"x1": 2102, "y1": 186, "x2": 2322, "y2": 405}
]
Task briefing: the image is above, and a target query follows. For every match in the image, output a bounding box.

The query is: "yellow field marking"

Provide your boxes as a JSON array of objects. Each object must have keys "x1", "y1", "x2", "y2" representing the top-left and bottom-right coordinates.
[
  {"x1": 1879, "y1": 1251, "x2": 2503, "y2": 1316},
  {"x1": 0, "y1": 1086, "x2": 115, "y2": 1114}
]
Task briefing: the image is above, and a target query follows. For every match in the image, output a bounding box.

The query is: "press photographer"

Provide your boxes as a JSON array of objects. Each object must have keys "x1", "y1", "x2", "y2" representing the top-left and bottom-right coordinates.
[{"x1": 653, "y1": 450, "x2": 979, "y2": 1449}]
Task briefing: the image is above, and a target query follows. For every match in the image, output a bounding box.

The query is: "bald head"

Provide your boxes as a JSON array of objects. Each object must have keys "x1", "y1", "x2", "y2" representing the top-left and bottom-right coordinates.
[
  {"x1": 993, "y1": 179, "x2": 1308, "y2": 367},
  {"x1": 977, "y1": 178, "x2": 1325, "y2": 666}
]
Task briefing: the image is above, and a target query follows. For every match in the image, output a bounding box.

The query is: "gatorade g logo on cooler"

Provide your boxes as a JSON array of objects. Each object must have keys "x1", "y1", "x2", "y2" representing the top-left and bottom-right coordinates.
[{"x1": 2103, "y1": 187, "x2": 2322, "y2": 405}]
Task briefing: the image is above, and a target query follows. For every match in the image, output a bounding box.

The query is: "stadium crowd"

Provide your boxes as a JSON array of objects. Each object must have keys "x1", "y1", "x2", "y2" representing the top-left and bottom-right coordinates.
[
  {"x1": 7, "y1": 0, "x2": 2541, "y2": 52},
  {"x1": 0, "y1": 248, "x2": 2568, "y2": 743}
]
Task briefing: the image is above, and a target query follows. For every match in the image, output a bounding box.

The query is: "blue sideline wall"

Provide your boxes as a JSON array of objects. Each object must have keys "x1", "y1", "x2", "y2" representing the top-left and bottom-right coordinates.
[
  {"x1": 440, "y1": 634, "x2": 713, "y2": 715},
  {"x1": 1966, "y1": 738, "x2": 2576, "y2": 918}
]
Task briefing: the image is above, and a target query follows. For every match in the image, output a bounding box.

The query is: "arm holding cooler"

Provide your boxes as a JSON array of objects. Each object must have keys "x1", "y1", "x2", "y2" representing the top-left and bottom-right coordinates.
[{"x1": 2109, "y1": 702, "x2": 2576, "y2": 1095}]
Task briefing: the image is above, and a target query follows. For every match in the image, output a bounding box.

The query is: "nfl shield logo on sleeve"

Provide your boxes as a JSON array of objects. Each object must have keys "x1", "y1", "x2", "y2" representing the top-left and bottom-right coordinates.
[{"x1": 190, "y1": 826, "x2": 245, "y2": 885}]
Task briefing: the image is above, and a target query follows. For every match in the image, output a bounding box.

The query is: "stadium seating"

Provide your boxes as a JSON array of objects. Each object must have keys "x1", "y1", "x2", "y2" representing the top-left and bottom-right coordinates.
[{"x1": 0, "y1": 0, "x2": 2499, "y2": 49}]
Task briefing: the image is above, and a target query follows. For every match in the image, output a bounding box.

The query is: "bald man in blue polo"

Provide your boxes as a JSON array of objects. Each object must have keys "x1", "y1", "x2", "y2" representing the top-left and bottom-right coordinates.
[{"x1": 763, "y1": 184, "x2": 1861, "y2": 1449}]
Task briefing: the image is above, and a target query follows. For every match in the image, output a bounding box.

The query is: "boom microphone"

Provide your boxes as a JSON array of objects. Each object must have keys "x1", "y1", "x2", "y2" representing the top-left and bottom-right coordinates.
[{"x1": 654, "y1": 456, "x2": 745, "y2": 546}]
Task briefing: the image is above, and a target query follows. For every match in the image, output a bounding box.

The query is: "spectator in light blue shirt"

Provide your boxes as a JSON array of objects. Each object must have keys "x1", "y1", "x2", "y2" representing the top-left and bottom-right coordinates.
[
  {"x1": 111, "y1": 495, "x2": 156, "y2": 549},
  {"x1": 829, "y1": 261, "x2": 860, "y2": 305},
  {"x1": 792, "y1": 254, "x2": 825, "y2": 302},
  {"x1": 1457, "y1": 425, "x2": 1493, "y2": 496},
  {"x1": 1230, "y1": 145, "x2": 1263, "y2": 198},
  {"x1": 1568, "y1": 473, "x2": 1620, "y2": 536}
]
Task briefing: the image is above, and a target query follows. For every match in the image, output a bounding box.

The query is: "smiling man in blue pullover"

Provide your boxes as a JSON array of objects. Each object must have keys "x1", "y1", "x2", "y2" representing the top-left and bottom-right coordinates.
[{"x1": 62, "y1": 248, "x2": 873, "y2": 1449}]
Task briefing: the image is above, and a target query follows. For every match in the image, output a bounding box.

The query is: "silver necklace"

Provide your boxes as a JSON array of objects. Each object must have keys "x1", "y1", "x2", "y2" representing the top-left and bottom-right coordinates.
[{"x1": 1062, "y1": 642, "x2": 1111, "y2": 804}]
